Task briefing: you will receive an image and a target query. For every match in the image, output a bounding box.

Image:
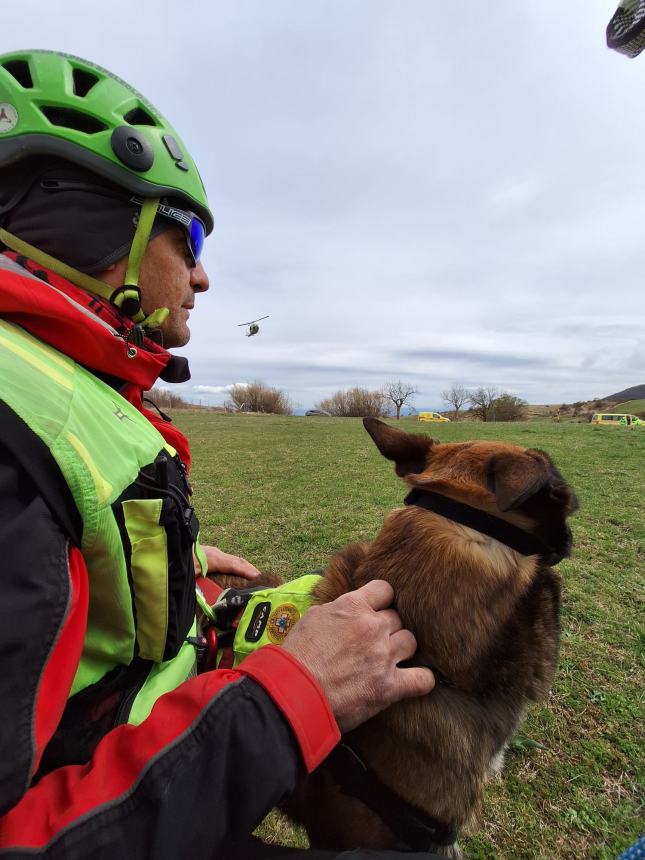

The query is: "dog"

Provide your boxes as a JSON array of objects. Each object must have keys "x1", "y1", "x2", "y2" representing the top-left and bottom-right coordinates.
[{"x1": 208, "y1": 418, "x2": 578, "y2": 856}]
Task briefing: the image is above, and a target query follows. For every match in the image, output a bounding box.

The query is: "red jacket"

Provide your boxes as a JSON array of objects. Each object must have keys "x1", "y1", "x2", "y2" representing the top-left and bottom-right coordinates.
[{"x1": 0, "y1": 252, "x2": 339, "y2": 858}]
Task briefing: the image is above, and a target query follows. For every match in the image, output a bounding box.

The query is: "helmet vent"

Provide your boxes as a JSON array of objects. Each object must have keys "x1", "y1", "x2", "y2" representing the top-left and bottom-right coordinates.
[
  {"x1": 124, "y1": 106, "x2": 157, "y2": 127},
  {"x1": 72, "y1": 67, "x2": 99, "y2": 98},
  {"x1": 2, "y1": 59, "x2": 33, "y2": 88},
  {"x1": 40, "y1": 106, "x2": 107, "y2": 134}
]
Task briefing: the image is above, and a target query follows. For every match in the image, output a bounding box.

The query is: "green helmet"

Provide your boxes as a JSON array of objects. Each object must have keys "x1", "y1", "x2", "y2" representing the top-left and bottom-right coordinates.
[{"x1": 0, "y1": 50, "x2": 213, "y2": 233}]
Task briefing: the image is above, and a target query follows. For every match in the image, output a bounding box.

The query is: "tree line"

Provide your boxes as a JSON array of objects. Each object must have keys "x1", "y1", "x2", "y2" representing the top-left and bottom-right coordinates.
[
  {"x1": 147, "y1": 380, "x2": 528, "y2": 421},
  {"x1": 144, "y1": 382, "x2": 293, "y2": 415},
  {"x1": 316, "y1": 381, "x2": 417, "y2": 420},
  {"x1": 316, "y1": 382, "x2": 526, "y2": 421},
  {"x1": 441, "y1": 384, "x2": 527, "y2": 422}
]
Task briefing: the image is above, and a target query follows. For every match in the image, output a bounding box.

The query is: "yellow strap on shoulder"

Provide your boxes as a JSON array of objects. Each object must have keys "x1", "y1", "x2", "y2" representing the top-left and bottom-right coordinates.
[{"x1": 0, "y1": 228, "x2": 116, "y2": 303}]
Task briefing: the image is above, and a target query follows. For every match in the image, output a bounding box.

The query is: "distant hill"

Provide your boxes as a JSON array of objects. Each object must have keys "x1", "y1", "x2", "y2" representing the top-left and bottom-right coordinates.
[{"x1": 604, "y1": 384, "x2": 645, "y2": 402}]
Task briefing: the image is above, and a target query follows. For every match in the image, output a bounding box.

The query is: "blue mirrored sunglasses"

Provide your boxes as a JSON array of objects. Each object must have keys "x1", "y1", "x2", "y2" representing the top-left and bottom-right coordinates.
[{"x1": 149, "y1": 201, "x2": 206, "y2": 265}]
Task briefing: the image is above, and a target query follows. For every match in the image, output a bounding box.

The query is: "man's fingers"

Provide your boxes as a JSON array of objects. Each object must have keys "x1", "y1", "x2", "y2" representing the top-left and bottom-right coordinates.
[
  {"x1": 380, "y1": 608, "x2": 403, "y2": 635},
  {"x1": 202, "y1": 545, "x2": 261, "y2": 579},
  {"x1": 284, "y1": 579, "x2": 436, "y2": 732},
  {"x1": 229, "y1": 557, "x2": 261, "y2": 579},
  {"x1": 351, "y1": 579, "x2": 395, "y2": 610},
  {"x1": 389, "y1": 628, "x2": 417, "y2": 661},
  {"x1": 395, "y1": 666, "x2": 436, "y2": 700}
]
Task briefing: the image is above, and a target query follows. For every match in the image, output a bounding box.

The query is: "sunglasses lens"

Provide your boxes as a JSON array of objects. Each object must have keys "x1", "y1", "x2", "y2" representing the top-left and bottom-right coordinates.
[{"x1": 189, "y1": 216, "x2": 206, "y2": 263}]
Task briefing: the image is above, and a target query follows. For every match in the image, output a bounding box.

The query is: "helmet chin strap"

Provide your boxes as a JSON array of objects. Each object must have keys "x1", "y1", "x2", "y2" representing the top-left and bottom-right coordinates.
[{"x1": 0, "y1": 197, "x2": 169, "y2": 329}]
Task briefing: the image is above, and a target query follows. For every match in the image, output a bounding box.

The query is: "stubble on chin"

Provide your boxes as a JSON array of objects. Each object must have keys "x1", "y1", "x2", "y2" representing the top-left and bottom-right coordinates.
[{"x1": 160, "y1": 318, "x2": 191, "y2": 349}]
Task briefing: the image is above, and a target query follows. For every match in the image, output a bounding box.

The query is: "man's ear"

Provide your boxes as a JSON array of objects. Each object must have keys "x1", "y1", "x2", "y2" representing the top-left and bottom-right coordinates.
[
  {"x1": 486, "y1": 452, "x2": 550, "y2": 512},
  {"x1": 363, "y1": 418, "x2": 433, "y2": 477},
  {"x1": 94, "y1": 257, "x2": 128, "y2": 288}
]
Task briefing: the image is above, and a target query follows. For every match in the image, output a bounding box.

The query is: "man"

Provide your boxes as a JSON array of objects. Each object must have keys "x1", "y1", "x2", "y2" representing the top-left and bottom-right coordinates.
[{"x1": 0, "y1": 50, "x2": 435, "y2": 858}]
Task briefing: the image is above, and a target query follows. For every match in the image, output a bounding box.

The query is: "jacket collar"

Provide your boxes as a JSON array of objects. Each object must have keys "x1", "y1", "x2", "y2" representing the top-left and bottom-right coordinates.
[{"x1": 0, "y1": 251, "x2": 190, "y2": 390}]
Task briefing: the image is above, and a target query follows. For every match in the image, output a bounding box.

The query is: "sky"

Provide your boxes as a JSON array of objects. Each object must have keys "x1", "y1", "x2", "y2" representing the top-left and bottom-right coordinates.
[{"x1": 4, "y1": 1, "x2": 644, "y2": 410}]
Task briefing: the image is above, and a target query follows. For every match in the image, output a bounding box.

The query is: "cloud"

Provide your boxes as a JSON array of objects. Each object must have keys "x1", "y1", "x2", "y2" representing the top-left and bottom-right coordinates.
[
  {"x1": 398, "y1": 349, "x2": 553, "y2": 370},
  {"x1": 192, "y1": 383, "x2": 248, "y2": 395},
  {"x1": 9, "y1": 0, "x2": 642, "y2": 409}
]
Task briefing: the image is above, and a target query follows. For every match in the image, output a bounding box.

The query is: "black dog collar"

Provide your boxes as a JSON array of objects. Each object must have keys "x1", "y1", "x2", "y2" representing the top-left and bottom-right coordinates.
[{"x1": 404, "y1": 488, "x2": 562, "y2": 565}]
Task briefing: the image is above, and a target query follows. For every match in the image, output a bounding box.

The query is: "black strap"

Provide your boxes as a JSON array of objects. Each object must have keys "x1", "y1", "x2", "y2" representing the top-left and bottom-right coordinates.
[
  {"x1": 211, "y1": 585, "x2": 267, "y2": 641},
  {"x1": 404, "y1": 488, "x2": 554, "y2": 562},
  {"x1": 142, "y1": 396, "x2": 172, "y2": 422},
  {"x1": 328, "y1": 743, "x2": 457, "y2": 850},
  {"x1": 0, "y1": 399, "x2": 83, "y2": 546}
]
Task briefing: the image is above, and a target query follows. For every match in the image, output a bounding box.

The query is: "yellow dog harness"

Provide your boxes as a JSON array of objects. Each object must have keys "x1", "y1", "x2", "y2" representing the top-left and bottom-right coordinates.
[{"x1": 196, "y1": 574, "x2": 321, "y2": 670}]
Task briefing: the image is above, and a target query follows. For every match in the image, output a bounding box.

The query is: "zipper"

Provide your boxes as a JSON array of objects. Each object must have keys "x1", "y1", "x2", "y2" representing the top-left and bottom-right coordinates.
[{"x1": 114, "y1": 661, "x2": 152, "y2": 726}]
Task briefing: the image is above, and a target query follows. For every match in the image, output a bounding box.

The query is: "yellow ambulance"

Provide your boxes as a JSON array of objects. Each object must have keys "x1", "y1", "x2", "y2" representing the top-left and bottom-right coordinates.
[
  {"x1": 590, "y1": 413, "x2": 644, "y2": 426},
  {"x1": 417, "y1": 412, "x2": 451, "y2": 423}
]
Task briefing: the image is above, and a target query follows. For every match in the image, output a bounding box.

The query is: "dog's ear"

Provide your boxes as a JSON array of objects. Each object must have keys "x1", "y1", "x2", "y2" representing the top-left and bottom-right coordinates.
[
  {"x1": 547, "y1": 482, "x2": 579, "y2": 515},
  {"x1": 363, "y1": 418, "x2": 433, "y2": 477},
  {"x1": 487, "y1": 451, "x2": 551, "y2": 512}
]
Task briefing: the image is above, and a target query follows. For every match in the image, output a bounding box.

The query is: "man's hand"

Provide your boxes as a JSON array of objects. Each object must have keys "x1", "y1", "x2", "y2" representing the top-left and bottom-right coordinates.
[
  {"x1": 198, "y1": 545, "x2": 261, "y2": 580},
  {"x1": 282, "y1": 580, "x2": 435, "y2": 733}
]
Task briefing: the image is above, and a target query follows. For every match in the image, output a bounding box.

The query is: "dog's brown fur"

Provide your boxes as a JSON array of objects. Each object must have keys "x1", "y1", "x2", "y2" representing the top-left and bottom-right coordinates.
[{"x1": 209, "y1": 419, "x2": 578, "y2": 856}]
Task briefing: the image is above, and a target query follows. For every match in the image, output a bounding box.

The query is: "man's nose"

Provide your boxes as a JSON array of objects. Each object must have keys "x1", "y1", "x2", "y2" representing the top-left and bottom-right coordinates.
[{"x1": 191, "y1": 261, "x2": 209, "y2": 293}]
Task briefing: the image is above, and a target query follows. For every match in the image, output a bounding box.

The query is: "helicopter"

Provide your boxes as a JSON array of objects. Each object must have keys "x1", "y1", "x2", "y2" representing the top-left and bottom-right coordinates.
[{"x1": 237, "y1": 316, "x2": 269, "y2": 337}]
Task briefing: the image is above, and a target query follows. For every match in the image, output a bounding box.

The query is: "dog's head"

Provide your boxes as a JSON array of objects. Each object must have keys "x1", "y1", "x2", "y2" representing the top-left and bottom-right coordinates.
[{"x1": 363, "y1": 418, "x2": 578, "y2": 564}]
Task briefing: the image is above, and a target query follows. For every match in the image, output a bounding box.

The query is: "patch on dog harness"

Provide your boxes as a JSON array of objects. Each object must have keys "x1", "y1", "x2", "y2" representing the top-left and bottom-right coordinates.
[
  {"x1": 266, "y1": 603, "x2": 300, "y2": 643},
  {"x1": 212, "y1": 573, "x2": 320, "y2": 669}
]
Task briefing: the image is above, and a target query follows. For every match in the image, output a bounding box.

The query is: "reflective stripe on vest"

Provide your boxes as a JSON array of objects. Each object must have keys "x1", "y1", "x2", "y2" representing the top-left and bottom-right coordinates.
[{"x1": 0, "y1": 319, "x2": 196, "y2": 724}]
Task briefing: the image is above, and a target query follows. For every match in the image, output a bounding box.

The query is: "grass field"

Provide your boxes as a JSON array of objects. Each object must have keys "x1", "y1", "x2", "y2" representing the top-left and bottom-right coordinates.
[{"x1": 175, "y1": 412, "x2": 644, "y2": 859}]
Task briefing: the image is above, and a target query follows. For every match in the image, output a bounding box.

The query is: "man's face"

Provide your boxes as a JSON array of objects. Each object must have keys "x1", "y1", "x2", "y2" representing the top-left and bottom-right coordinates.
[{"x1": 137, "y1": 226, "x2": 209, "y2": 348}]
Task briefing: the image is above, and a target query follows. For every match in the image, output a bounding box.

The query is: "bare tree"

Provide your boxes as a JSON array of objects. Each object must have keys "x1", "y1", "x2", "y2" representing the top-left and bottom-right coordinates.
[
  {"x1": 383, "y1": 380, "x2": 418, "y2": 420},
  {"x1": 441, "y1": 383, "x2": 469, "y2": 421},
  {"x1": 468, "y1": 386, "x2": 499, "y2": 422}
]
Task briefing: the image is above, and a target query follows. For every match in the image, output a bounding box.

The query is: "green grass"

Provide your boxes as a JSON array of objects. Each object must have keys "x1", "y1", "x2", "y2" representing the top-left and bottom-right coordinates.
[
  {"x1": 175, "y1": 412, "x2": 644, "y2": 859},
  {"x1": 614, "y1": 399, "x2": 645, "y2": 415}
]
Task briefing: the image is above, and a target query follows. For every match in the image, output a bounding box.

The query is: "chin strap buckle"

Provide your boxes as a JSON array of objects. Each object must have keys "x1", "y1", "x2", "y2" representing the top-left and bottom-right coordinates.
[
  {"x1": 110, "y1": 285, "x2": 143, "y2": 320},
  {"x1": 110, "y1": 287, "x2": 169, "y2": 330},
  {"x1": 140, "y1": 306, "x2": 169, "y2": 329}
]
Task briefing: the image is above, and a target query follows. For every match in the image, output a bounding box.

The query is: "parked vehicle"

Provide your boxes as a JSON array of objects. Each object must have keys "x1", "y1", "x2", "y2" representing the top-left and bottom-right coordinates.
[
  {"x1": 591, "y1": 413, "x2": 644, "y2": 426},
  {"x1": 417, "y1": 411, "x2": 451, "y2": 423}
]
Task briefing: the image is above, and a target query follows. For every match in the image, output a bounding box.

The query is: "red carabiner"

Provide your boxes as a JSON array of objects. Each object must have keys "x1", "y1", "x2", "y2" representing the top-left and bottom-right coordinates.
[{"x1": 204, "y1": 625, "x2": 219, "y2": 672}]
